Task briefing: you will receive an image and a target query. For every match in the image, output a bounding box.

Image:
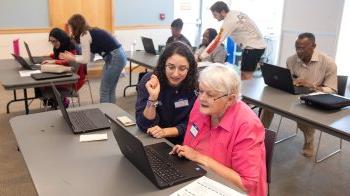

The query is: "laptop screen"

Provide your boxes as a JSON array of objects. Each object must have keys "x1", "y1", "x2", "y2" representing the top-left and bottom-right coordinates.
[
  {"x1": 24, "y1": 42, "x2": 35, "y2": 64},
  {"x1": 51, "y1": 84, "x2": 74, "y2": 130},
  {"x1": 141, "y1": 37, "x2": 157, "y2": 55}
]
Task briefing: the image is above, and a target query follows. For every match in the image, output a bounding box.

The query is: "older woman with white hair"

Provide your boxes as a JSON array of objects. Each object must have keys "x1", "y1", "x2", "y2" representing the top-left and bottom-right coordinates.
[{"x1": 170, "y1": 64, "x2": 267, "y2": 196}]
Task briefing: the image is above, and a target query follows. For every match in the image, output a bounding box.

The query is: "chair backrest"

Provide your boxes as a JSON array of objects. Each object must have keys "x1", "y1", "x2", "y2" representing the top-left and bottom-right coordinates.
[
  {"x1": 265, "y1": 129, "x2": 276, "y2": 184},
  {"x1": 337, "y1": 75, "x2": 348, "y2": 96}
]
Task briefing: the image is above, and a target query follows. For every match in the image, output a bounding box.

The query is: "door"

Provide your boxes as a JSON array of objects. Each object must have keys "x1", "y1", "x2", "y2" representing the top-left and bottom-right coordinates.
[
  {"x1": 174, "y1": 0, "x2": 202, "y2": 46},
  {"x1": 49, "y1": 0, "x2": 113, "y2": 32}
]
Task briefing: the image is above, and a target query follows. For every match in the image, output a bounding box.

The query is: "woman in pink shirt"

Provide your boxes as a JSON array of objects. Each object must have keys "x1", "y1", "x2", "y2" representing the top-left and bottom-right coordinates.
[{"x1": 171, "y1": 64, "x2": 267, "y2": 196}]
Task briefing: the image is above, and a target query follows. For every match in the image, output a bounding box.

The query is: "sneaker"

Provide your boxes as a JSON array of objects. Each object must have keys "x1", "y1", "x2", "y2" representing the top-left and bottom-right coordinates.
[{"x1": 63, "y1": 97, "x2": 70, "y2": 108}]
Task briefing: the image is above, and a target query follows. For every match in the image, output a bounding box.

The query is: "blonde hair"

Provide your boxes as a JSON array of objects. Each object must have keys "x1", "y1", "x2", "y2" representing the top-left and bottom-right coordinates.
[{"x1": 199, "y1": 63, "x2": 241, "y2": 100}]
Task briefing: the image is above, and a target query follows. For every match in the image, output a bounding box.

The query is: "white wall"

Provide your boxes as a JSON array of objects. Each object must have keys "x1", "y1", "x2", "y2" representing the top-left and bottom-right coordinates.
[
  {"x1": 0, "y1": 28, "x2": 171, "y2": 60},
  {"x1": 0, "y1": 33, "x2": 51, "y2": 59},
  {"x1": 278, "y1": 0, "x2": 345, "y2": 66},
  {"x1": 114, "y1": 28, "x2": 171, "y2": 51}
]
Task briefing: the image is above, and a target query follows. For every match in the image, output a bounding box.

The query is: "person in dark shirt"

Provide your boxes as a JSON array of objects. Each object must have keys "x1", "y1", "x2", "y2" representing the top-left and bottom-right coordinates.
[
  {"x1": 135, "y1": 42, "x2": 198, "y2": 144},
  {"x1": 166, "y1": 18, "x2": 192, "y2": 47}
]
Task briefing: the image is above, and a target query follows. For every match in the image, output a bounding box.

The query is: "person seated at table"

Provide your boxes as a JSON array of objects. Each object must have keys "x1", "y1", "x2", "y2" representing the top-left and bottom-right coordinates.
[
  {"x1": 166, "y1": 18, "x2": 192, "y2": 47},
  {"x1": 37, "y1": 28, "x2": 87, "y2": 108},
  {"x1": 135, "y1": 42, "x2": 198, "y2": 144},
  {"x1": 195, "y1": 28, "x2": 227, "y2": 63},
  {"x1": 261, "y1": 32, "x2": 337, "y2": 157},
  {"x1": 170, "y1": 64, "x2": 266, "y2": 195}
]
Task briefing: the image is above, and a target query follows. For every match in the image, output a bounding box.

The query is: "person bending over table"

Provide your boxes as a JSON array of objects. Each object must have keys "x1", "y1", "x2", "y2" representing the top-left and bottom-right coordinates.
[
  {"x1": 136, "y1": 42, "x2": 198, "y2": 144},
  {"x1": 60, "y1": 14, "x2": 127, "y2": 103},
  {"x1": 260, "y1": 32, "x2": 337, "y2": 157},
  {"x1": 194, "y1": 28, "x2": 227, "y2": 63},
  {"x1": 200, "y1": 1, "x2": 266, "y2": 80},
  {"x1": 171, "y1": 64, "x2": 267, "y2": 196}
]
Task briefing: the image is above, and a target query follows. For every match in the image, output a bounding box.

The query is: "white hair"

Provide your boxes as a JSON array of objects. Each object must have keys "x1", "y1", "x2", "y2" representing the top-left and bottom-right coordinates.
[{"x1": 199, "y1": 63, "x2": 241, "y2": 100}]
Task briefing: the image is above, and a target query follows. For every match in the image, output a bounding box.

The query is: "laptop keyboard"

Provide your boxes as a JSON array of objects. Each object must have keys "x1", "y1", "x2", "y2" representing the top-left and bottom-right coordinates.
[
  {"x1": 69, "y1": 111, "x2": 98, "y2": 131},
  {"x1": 145, "y1": 147, "x2": 185, "y2": 183}
]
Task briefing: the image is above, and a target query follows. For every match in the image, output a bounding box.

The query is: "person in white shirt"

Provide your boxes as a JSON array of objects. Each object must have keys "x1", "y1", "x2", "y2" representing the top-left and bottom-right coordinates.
[{"x1": 201, "y1": 1, "x2": 266, "y2": 80}]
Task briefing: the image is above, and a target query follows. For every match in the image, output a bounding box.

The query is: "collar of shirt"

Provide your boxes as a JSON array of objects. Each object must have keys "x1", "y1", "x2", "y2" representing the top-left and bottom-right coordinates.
[
  {"x1": 191, "y1": 100, "x2": 242, "y2": 133},
  {"x1": 297, "y1": 50, "x2": 320, "y2": 67}
]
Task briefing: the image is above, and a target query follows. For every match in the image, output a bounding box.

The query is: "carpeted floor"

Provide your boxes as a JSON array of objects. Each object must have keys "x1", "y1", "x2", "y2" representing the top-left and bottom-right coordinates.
[{"x1": 1, "y1": 71, "x2": 350, "y2": 196}]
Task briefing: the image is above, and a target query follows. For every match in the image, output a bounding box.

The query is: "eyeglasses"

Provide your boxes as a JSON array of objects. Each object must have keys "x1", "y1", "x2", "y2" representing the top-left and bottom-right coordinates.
[
  {"x1": 49, "y1": 39, "x2": 58, "y2": 44},
  {"x1": 195, "y1": 90, "x2": 228, "y2": 102},
  {"x1": 165, "y1": 64, "x2": 189, "y2": 74}
]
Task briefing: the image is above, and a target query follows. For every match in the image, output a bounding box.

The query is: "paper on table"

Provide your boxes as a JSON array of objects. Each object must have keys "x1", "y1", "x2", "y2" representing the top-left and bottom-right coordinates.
[
  {"x1": 170, "y1": 176, "x2": 246, "y2": 196},
  {"x1": 79, "y1": 133, "x2": 108, "y2": 142},
  {"x1": 19, "y1": 70, "x2": 41, "y2": 77}
]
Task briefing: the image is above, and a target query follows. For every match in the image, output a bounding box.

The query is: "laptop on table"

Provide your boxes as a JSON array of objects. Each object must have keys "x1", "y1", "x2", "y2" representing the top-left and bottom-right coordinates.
[
  {"x1": 141, "y1": 37, "x2": 159, "y2": 55},
  {"x1": 24, "y1": 41, "x2": 50, "y2": 64},
  {"x1": 31, "y1": 72, "x2": 73, "y2": 80},
  {"x1": 105, "y1": 114, "x2": 207, "y2": 189},
  {"x1": 12, "y1": 54, "x2": 40, "y2": 70},
  {"x1": 52, "y1": 84, "x2": 110, "y2": 134},
  {"x1": 261, "y1": 63, "x2": 313, "y2": 95}
]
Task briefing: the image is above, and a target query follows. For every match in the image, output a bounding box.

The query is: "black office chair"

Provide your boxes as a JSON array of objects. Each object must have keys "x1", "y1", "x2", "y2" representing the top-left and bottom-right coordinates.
[
  {"x1": 315, "y1": 75, "x2": 348, "y2": 163},
  {"x1": 265, "y1": 129, "x2": 276, "y2": 196}
]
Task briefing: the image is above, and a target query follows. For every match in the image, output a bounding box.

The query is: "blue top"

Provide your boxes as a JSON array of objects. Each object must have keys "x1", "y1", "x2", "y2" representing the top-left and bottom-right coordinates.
[
  {"x1": 89, "y1": 28, "x2": 121, "y2": 56},
  {"x1": 135, "y1": 73, "x2": 197, "y2": 144}
]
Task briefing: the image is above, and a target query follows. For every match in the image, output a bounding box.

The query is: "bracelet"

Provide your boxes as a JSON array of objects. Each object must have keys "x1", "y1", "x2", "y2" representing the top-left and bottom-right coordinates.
[
  {"x1": 146, "y1": 100, "x2": 159, "y2": 108},
  {"x1": 148, "y1": 98, "x2": 158, "y2": 102}
]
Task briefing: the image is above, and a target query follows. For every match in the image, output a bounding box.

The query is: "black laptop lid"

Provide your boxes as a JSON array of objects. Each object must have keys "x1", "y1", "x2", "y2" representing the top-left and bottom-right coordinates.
[
  {"x1": 261, "y1": 63, "x2": 296, "y2": 94},
  {"x1": 106, "y1": 115, "x2": 157, "y2": 183},
  {"x1": 24, "y1": 42, "x2": 35, "y2": 64},
  {"x1": 52, "y1": 84, "x2": 75, "y2": 131},
  {"x1": 11, "y1": 54, "x2": 34, "y2": 70},
  {"x1": 141, "y1": 37, "x2": 157, "y2": 55}
]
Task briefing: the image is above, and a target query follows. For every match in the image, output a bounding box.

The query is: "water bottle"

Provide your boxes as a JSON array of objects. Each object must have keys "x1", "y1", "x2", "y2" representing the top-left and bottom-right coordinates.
[{"x1": 130, "y1": 40, "x2": 137, "y2": 54}]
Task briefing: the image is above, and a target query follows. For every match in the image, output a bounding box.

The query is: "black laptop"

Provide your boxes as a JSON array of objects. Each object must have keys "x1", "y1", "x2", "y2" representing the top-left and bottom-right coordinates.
[
  {"x1": 141, "y1": 37, "x2": 158, "y2": 55},
  {"x1": 31, "y1": 72, "x2": 73, "y2": 80},
  {"x1": 106, "y1": 114, "x2": 206, "y2": 189},
  {"x1": 24, "y1": 41, "x2": 50, "y2": 64},
  {"x1": 52, "y1": 84, "x2": 110, "y2": 134},
  {"x1": 12, "y1": 54, "x2": 40, "y2": 70},
  {"x1": 261, "y1": 63, "x2": 313, "y2": 95}
]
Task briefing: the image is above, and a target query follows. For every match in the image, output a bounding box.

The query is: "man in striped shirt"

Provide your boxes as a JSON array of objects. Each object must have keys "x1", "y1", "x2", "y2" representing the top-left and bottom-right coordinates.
[{"x1": 261, "y1": 32, "x2": 337, "y2": 157}]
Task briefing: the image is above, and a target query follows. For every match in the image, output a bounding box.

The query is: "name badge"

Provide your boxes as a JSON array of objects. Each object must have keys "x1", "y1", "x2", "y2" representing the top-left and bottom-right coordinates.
[
  {"x1": 174, "y1": 99, "x2": 189, "y2": 108},
  {"x1": 190, "y1": 124, "x2": 199, "y2": 137}
]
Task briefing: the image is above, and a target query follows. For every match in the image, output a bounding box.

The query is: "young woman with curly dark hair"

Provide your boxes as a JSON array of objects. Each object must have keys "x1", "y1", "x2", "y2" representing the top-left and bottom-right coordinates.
[{"x1": 136, "y1": 41, "x2": 198, "y2": 144}]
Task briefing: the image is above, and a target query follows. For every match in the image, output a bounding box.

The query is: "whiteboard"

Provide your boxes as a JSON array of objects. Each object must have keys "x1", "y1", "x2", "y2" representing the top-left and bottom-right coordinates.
[{"x1": 278, "y1": 0, "x2": 345, "y2": 66}]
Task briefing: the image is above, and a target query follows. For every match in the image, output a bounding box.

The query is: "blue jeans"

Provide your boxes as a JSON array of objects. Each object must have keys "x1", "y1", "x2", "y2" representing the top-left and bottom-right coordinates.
[{"x1": 100, "y1": 47, "x2": 127, "y2": 103}]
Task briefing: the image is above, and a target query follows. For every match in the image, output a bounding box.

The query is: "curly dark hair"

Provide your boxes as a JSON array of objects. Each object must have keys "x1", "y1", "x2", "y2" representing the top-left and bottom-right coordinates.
[
  {"x1": 67, "y1": 14, "x2": 91, "y2": 43},
  {"x1": 154, "y1": 41, "x2": 198, "y2": 91}
]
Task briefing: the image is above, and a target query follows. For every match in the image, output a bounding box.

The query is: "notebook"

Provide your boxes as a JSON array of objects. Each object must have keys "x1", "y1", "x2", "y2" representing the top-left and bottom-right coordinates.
[
  {"x1": 52, "y1": 84, "x2": 110, "y2": 134},
  {"x1": 106, "y1": 114, "x2": 207, "y2": 189},
  {"x1": 261, "y1": 63, "x2": 313, "y2": 95}
]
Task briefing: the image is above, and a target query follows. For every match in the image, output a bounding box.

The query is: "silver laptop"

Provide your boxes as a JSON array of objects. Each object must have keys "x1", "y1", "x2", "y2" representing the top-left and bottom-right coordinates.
[{"x1": 52, "y1": 84, "x2": 110, "y2": 134}]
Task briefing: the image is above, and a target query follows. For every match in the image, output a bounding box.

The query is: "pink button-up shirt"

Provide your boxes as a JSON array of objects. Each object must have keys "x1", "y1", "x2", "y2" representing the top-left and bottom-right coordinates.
[{"x1": 183, "y1": 99, "x2": 267, "y2": 196}]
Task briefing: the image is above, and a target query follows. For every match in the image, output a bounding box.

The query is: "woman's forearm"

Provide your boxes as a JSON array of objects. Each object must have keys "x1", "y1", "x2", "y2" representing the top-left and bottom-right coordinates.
[{"x1": 196, "y1": 154, "x2": 247, "y2": 192}]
